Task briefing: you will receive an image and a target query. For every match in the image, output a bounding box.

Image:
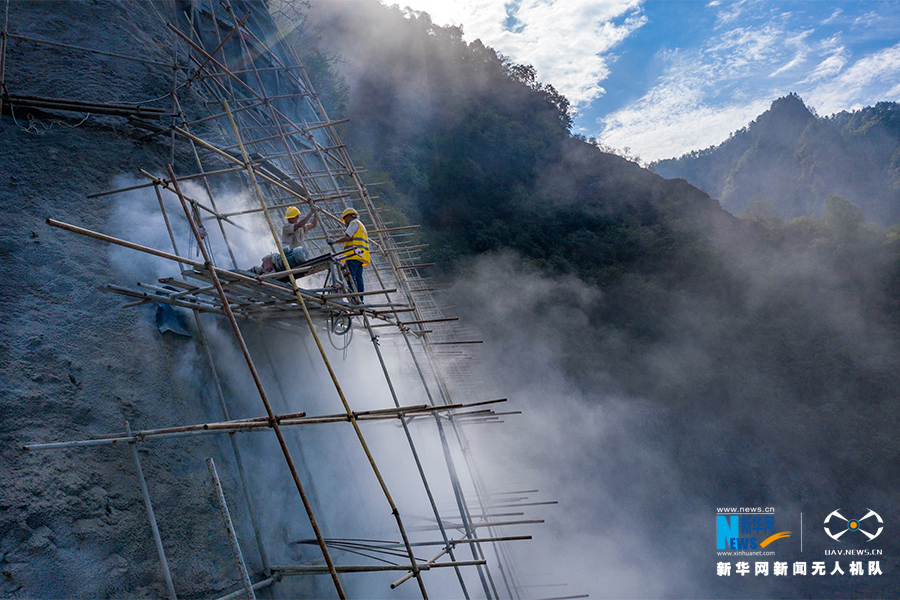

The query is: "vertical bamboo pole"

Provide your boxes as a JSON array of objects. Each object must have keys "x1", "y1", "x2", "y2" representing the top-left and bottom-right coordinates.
[
  {"x1": 125, "y1": 422, "x2": 178, "y2": 600},
  {"x1": 166, "y1": 164, "x2": 345, "y2": 598},
  {"x1": 206, "y1": 458, "x2": 256, "y2": 600},
  {"x1": 173, "y1": 94, "x2": 239, "y2": 269}
]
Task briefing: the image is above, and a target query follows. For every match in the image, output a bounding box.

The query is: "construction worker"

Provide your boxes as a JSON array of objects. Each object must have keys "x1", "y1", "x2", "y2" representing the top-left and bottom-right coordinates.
[
  {"x1": 282, "y1": 205, "x2": 317, "y2": 262},
  {"x1": 249, "y1": 205, "x2": 318, "y2": 275},
  {"x1": 330, "y1": 207, "x2": 369, "y2": 299}
]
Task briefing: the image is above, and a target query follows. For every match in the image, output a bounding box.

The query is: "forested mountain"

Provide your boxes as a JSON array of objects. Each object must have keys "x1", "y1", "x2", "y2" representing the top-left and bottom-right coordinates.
[
  {"x1": 304, "y1": 0, "x2": 730, "y2": 284},
  {"x1": 297, "y1": 3, "x2": 900, "y2": 596},
  {"x1": 654, "y1": 94, "x2": 900, "y2": 225}
]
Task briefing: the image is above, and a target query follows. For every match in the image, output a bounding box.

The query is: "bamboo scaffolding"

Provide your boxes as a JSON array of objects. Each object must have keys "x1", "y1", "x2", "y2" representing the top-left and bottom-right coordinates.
[
  {"x1": 166, "y1": 165, "x2": 345, "y2": 597},
  {"x1": 217, "y1": 64, "x2": 436, "y2": 592},
  {"x1": 227, "y1": 16, "x2": 534, "y2": 596},
  {"x1": 9, "y1": 7, "x2": 558, "y2": 595}
]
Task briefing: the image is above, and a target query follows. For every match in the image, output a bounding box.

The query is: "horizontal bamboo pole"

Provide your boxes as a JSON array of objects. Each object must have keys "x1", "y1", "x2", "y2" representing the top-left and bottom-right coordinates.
[
  {"x1": 6, "y1": 95, "x2": 168, "y2": 118},
  {"x1": 427, "y1": 341, "x2": 483, "y2": 345},
  {"x1": 486, "y1": 501, "x2": 559, "y2": 509},
  {"x1": 322, "y1": 290, "x2": 399, "y2": 301},
  {"x1": 213, "y1": 577, "x2": 276, "y2": 600},
  {"x1": 295, "y1": 535, "x2": 531, "y2": 550},
  {"x1": 397, "y1": 317, "x2": 459, "y2": 326},
  {"x1": 272, "y1": 560, "x2": 486, "y2": 575},
  {"x1": 87, "y1": 166, "x2": 247, "y2": 198},
  {"x1": 23, "y1": 400, "x2": 505, "y2": 450},
  {"x1": 5, "y1": 33, "x2": 183, "y2": 70},
  {"x1": 219, "y1": 194, "x2": 349, "y2": 218},
  {"x1": 101, "y1": 284, "x2": 225, "y2": 315},
  {"x1": 6, "y1": 93, "x2": 165, "y2": 113},
  {"x1": 388, "y1": 244, "x2": 429, "y2": 252},
  {"x1": 372, "y1": 307, "x2": 417, "y2": 316}
]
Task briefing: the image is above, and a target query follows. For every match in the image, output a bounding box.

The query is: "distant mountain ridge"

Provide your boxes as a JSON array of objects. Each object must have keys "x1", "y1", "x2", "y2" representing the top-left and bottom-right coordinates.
[{"x1": 653, "y1": 94, "x2": 900, "y2": 226}]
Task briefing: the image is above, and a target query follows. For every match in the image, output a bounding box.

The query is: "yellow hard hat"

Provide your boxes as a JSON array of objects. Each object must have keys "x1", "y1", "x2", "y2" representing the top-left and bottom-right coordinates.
[
  {"x1": 285, "y1": 206, "x2": 301, "y2": 219},
  {"x1": 341, "y1": 207, "x2": 359, "y2": 220}
]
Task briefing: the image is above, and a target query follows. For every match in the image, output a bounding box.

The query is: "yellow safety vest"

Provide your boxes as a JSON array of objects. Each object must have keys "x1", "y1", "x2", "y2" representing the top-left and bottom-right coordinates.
[{"x1": 343, "y1": 220, "x2": 370, "y2": 266}]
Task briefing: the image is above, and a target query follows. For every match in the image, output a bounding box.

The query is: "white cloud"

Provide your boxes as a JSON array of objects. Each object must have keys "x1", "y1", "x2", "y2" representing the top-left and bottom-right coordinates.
[
  {"x1": 821, "y1": 8, "x2": 843, "y2": 25},
  {"x1": 852, "y1": 10, "x2": 881, "y2": 28},
  {"x1": 388, "y1": 0, "x2": 647, "y2": 106},
  {"x1": 712, "y1": 0, "x2": 751, "y2": 28},
  {"x1": 809, "y1": 42, "x2": 900, "y2": 113},
  {"x1": 769, "y1": 29, "x2": 813, "y2": 77},
  {"x1": 598, "y1": 52, "x2": 772, "y2": 162},
  {"x1": 800, "y1": 51, "x2": 847, "y2": 84}
]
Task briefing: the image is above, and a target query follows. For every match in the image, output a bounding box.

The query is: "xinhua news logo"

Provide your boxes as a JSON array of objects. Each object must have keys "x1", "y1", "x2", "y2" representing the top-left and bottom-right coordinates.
[
  {"x1": 717, "y1": 509, "x2": 791, "y2": 550},
  {"x1": 824, "y1": 509, "x2": 883, "y2": 542}
]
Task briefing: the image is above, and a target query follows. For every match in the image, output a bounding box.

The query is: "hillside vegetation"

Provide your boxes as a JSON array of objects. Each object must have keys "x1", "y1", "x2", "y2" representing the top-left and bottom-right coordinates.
[
  {"x1": 299, "y1": 3, "x2": 900, "y2": 595},
  {"x1": 654, "y1": 93, "x2": 900, "y2": 226}
]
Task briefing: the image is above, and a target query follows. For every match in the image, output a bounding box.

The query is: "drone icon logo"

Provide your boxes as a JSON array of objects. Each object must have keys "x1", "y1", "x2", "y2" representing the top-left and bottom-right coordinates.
[{"x1": 823, "y1": 509, "x2": 883, "y2": 542}]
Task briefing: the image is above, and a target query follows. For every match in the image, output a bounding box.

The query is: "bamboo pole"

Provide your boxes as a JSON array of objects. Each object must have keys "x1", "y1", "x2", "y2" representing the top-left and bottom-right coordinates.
[
  {"x1": 4, "y1": 95, "x2": 168, "y2": 118},
  {"x1": 295, "y1": 535, "x2": 531, "y2": 550},
  {"x1": 126, "y1": 422, "x2": 178, "y2": 600},
  {"x1": 4, "y1": 32, "x2": 184, "y2": 69},
  {"x1": 213, "y1": 578, "x2": 276, "y2": 600},
  {"x1": 171, "y1": 94, "x2": 240, "y2": 267},
  {"x1": 271, "y1": 560, "x2": 486, "y2": 575},
  {"x1": 87, "y1": 166, "x2": 246, "y2": 198},
  {"x1": 207, "y1": 458, "x2": 256, "y2": 600}
]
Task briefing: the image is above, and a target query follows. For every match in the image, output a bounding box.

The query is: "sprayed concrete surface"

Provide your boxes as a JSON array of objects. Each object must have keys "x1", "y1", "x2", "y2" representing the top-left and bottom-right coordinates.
[{"x1": 0, "y1": 1, "x2": 389, "y2": 598}]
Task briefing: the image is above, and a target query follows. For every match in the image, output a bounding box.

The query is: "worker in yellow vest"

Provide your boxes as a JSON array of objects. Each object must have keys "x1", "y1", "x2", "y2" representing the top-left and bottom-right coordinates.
[{"x1": 330, "y1": 207, "x2": 370, "y2": 301}]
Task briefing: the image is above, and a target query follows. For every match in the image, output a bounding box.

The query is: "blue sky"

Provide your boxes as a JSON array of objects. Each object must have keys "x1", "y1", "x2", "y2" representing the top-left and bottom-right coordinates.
[{"x1": 383, "y1": 0, "x2": 900, "y2": 162}]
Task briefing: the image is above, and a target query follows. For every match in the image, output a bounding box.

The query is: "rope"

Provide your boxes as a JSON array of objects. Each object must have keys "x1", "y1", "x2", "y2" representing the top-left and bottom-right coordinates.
[{"x1": 8, "y1": 103, "x2": 91, "y2": 135}]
